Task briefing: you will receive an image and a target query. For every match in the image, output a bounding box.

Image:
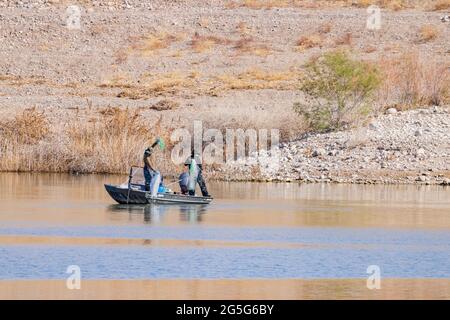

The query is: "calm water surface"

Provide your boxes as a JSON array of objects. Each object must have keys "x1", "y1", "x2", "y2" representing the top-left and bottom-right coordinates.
[{"x1": 0, "y1": 173, "x2": 449, "y2": 281}]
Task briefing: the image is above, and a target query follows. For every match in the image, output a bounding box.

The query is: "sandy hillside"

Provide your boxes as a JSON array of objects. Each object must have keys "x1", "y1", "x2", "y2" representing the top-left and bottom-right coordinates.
[{"x1": 0, "y1": 1, "x2": 448, "y2": 129}]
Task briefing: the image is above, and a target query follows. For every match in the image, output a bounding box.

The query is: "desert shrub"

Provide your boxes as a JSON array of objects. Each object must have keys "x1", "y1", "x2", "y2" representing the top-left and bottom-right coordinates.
[
  {"x1": 334, "y1": 32, "x2": 352, "y2": 46},
  {"x1": 150, "y1": 99, "x2": 180, "y2": 111},
  {"x1": 233, "y1": 37, "x2": 271, "y2": 57},
  {"x1": 296, "y1": 34, "x2": 322, "y2": 49},
  {"x1": 378, "y1": 52, "x2": 449, "y2": 109},
  {"x1": 293, "y1": 51, "x2": 380, "y2": 132},
  {"x1": 418, "y1": 24, "x2": 439, "y2": 43},
  {"x1": 421, "y1": 62, "x2": 449, "y2": 106}
]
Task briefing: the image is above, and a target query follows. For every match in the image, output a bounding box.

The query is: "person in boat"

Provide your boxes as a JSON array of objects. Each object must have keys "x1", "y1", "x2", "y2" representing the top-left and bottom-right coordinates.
[
  {"x1": 184, "y1": 149, "x2": 210, "y2": 197},
  {"x1": 143, "y1": 139, "x2": 162, "y2": 196}
]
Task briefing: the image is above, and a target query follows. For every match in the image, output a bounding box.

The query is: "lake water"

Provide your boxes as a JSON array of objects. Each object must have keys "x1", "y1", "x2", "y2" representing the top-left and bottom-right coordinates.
[{"x1": 0, "y1": 173, "x2": 449, "y2": 299}]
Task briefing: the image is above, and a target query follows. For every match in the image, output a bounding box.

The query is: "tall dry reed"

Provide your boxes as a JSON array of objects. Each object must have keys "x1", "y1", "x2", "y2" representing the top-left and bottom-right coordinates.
[
  {"x1": 378, "y1": 52, "x2": 449, "y2": 109},
  {"x1": 0, "y1": 107, "x2": 176, "y2": 174}
]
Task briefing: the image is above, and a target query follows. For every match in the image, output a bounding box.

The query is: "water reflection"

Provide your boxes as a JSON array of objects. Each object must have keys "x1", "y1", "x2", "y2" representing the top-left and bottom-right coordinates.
[
  {"x1": 2, "y1": 173, "x2": 450, "y2": 297},
  {"x1": 2, "y1": 279, "x2": 450, "y2": 299},
  {"x1": 107, "y1": 204, "x2": 209, "y2": 224}
]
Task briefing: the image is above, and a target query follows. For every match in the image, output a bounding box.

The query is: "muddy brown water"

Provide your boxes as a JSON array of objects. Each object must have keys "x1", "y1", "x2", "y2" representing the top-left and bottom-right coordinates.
[{"x1": 0, "y1": 173, "x2": 449, "y2": 299}]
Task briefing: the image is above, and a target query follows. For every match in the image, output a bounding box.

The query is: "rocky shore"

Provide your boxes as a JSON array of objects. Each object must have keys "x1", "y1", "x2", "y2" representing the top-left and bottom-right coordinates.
[{"x1": 219, "y1": 106, "x2": 450, "y2": 185}]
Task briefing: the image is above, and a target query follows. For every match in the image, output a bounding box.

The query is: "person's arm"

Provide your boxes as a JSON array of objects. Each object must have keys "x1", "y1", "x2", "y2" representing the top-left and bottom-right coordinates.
[
  {"x1": 143, "y1": 138, "x2": 161, "y2": 170},
  {"x1": 143, "y1": 150, "x2": 156, "y2": 171}
]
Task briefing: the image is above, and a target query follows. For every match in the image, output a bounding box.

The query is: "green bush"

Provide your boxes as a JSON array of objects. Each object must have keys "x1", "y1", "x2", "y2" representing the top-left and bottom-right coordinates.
[{"x1": 294, "y1": 51, "x2": 381, "y2": 132}]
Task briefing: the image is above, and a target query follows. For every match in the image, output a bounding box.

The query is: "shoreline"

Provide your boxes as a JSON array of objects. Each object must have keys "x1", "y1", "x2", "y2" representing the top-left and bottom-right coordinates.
[
  {"x1": 1, "y1": 278, "x2": 450, "y2": 299},
  {"x1": 1, "y1": 107, "x2": 448, "y2": 186},
  {"x1": 219, "y1": 107, "x2": 450, "y2": 186},
  {"x1": 0, "y1": 170, "x2": 449, "y2": 186}
]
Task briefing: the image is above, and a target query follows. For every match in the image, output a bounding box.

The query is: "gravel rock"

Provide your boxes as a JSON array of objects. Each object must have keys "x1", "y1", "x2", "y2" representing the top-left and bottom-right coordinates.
[
  {"x1": 222, "y1": 107, "x2": 450, "y2": 185},
  {"x1": 386, "y1": 108, "x2": 398, "y2": 115},
  {"x1": 312, "y1": 148, "x2": 326, "y2": 157}
]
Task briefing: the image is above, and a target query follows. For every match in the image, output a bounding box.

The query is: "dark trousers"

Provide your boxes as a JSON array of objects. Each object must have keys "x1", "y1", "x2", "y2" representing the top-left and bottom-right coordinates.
[
  {"x1": 189, "y1": 169, "x2": 209, "y2": 197},
  {"x1": 143, "y1": 166, "x2": 154, "y2": 191}
]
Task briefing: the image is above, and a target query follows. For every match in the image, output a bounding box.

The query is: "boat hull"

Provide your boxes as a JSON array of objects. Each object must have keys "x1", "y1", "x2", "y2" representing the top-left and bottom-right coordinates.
[
  {"x1": 104, "y1": 184, "x2": 147, "y2": 204},
  {"x1": 146, "y1": 192, "x2": 213, "y2": 204},
  {"x1": 104, "y1": 184, "x2": 213, "y2": 205}
]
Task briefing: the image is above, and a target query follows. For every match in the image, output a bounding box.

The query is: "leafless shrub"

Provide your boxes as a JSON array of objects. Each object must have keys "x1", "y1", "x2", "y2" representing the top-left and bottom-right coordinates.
[
  {"x1": 417, "y1": 24, "x2": 439, "y2": 43},
  {"x1": 378, "y1": 51, "x2": 449, "y2": 109},
  {"x1": 334, "y1": 32, "x2": 353, "y2": 46},
  {"x1": 296, "y1": 34, "x2": 323, "y2": 49}
]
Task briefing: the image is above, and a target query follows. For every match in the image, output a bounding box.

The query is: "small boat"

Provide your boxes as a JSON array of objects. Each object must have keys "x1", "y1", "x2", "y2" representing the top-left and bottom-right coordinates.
[{"x1": 104, "y1": 167, "x2": 213, "y2": 205}]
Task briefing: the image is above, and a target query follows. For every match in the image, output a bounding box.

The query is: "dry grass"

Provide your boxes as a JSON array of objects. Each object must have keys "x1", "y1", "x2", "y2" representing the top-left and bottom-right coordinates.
[
  {"x1": 348, "y1": 0, "x2": 415, "y2": 10},
  {"x1": 89, "y1": 23, "x2": 107, "y2": 36},
  {"x1": 353, "y1": 0, "x2": 373, "y2": 7},
  {"x1": 103, "y1": 65, "x2": 298, "y2": 99},
  {"x1": 0, "y1": 107, "x2": 49, "y2": 145},
  {"x1": 0, "y1": 75, "x2": 47, "y2": 86},
  {"x1": 188, "y1": 33, "x2": 271, "y2": 56},
  {"x1": 226, "y1": 0, "x2": 429, "y2": 10},
  {"x1": 99, "y1": 72, "x2": 134, "y2": 89},
  {"x1": 228, "y1": 0, "x2": 296, "y2": 9},
  {"x1": 0, "y1": 110, "x2": 56, "y2": 172},
  {"x1": 383, "y1": 0, "x2": 407, "y2": 10},
  {"x1": 197, "y1": 17, "x2": 210, "y2": 28},
  {"x1": 150, "y1": 99, "x2": 180, "y2": 111},
  {"x1": 418, "y1": 24, "x2": 439, "y2": 43},
  {"x1": 0, "y1": 104, "x2": 302, "y2": 174},
  {"x1": 433, "y1": 0, "x2": 450, "y2": 10},
  {"x1": 115, "y1": 72, "x2": 197, "y2": 99},
  {"x1": 236, "y1": 21, "x2": 251, "y2": 35},
  {"x1": 296, "y1": 34, "x2": 323, "y2": 49},
  {"x1": 65, "y1": 107, "x2": 163, "y2": 173},
  {"x1": 113, "y1": 49, "x2": 128, "y2": 64},
  {"x1": 317, "y1": 23, "x2": 332, "y2": 34},
  {"x1": 189, "y1": 33, "x2": 232, "y2": 53},
  {"x1": 378, "y1": 51, "x2": 449, "y2": 109},
  {"x1": 0, "y1": 107, "x2": 176, "y2": 174},
  {"x1": 148, "y1": 73, "x2": 195, "y2": 93},
  {"x1": 131, "y1": 32, "x2": 183, "y2": 56},
  {"x1": 233, "y1": 37, "x2": 272, "y2": 57},
  {"x1": 215, "y1": 68, "x2": 298, "y2": 90},
  {"x1": 334, "y1": 32, "x2": 353, "y2": 47},
  {"x1": 200, "y1": 103, "x2": 305, "y2": 142},
  {"x1": 363, "y1": 45, "x2": 377, "y2": 53}
]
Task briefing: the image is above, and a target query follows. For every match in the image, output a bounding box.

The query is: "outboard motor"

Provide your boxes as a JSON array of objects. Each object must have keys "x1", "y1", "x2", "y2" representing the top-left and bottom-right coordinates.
[
  {"x1": 188, "y1": 158, "x2": 199, "y2": 195},
  {"x1": 179, "y1": 172, "x2": 189, "y2": 195}
]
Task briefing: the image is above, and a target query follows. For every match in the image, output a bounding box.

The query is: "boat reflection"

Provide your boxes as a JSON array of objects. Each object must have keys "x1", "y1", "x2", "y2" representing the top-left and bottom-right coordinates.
[{"x1": 107, "y1": 203, "x2": 209, "y2": 224}]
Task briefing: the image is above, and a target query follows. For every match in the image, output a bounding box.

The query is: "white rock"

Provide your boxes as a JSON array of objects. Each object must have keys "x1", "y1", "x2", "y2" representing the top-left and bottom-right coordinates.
[
  {"x1": 386, "y1": 108, "x2": 398, "y2": 115},
  {"x1": 415, "y1": 148, "x2": 425, "y2": 157},
  {"x1": 312, "y1": 148, "x2": 326, "y2": 157}
]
